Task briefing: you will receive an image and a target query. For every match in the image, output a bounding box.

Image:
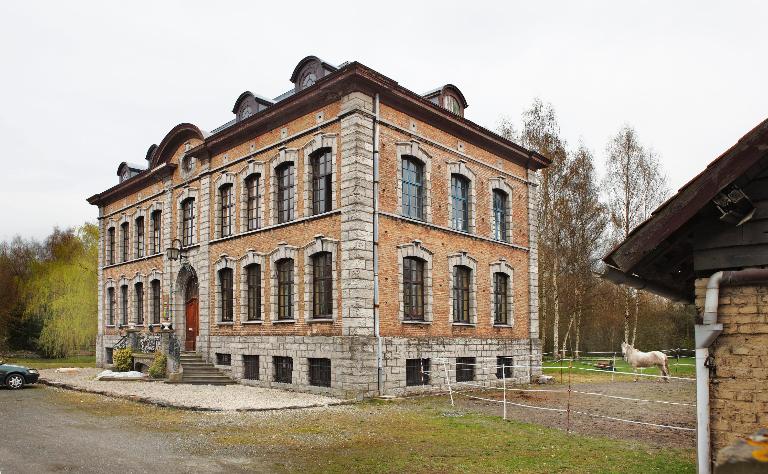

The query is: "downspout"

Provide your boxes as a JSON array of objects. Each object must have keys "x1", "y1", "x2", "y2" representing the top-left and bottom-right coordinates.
[
  {"x1": 695, "y1": 267, "x2": 768, "y2": 474},
  {"x1": 696, "y1": 271, "x2": 723, "y2": 474},
  {"x1": 372, "y1": 93, "x2": 383, "y2": 395}
]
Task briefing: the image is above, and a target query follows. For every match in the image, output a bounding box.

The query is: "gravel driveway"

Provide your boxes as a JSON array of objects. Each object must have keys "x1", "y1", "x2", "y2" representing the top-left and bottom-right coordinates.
[{"x1": 40, "y1": 368, "x2": 343, "y2": 411}]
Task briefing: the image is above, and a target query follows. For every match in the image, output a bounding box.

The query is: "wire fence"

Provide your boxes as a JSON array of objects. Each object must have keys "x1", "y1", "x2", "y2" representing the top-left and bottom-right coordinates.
[{"x1": 431, "y1": 356, "x2": 696, "y2": 434}]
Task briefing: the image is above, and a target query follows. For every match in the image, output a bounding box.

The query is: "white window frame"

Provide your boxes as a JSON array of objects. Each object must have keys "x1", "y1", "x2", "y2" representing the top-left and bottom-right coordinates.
[{"x1": 396, "y1": 140, "x2": 433, "y2": 223}]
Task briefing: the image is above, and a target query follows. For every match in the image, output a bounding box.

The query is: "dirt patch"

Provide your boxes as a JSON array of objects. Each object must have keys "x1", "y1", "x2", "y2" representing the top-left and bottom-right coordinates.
[{"x1": 452, "y1": 379, "x2": 696, "y2": 448}]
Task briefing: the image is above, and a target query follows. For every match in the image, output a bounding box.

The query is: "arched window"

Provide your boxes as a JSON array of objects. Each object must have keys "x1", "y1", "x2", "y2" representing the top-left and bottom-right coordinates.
[
  {"x1": 311, "y1": 149, "x2": 333, "y2": 215},
  {"x1": 120, "y1": 284, "x2": 128, "y2": 326},
  {"x1": 452, "y1": 265, "x2": 471, "y2": 323},
  {"x1": 402, "y1": 257, "x2": 425, "y2": 320},
  {"x1": 107, "y1": 227, "x2": 115, "y2": 265},
  {"x1": 401, "y1": 157, "x2": 425, "y2": 219},
  {"x1": 181, "y1": 198, "x2": 195, "y2": 246},
  {"x1": 107, "y1": 287, "x2": 115, "y2": 325},
  {"x1": 219, "y1": 268, "x2": 234, "y2": 323},
  {"x1": 151, "y1": 280, "x2": 161, "y2": 324},
  {"x1": 450, "y1": 174, "x2": 470, "y2": 232},
  {"x1": 219, "y1": 184, "x2": 234, "y2": 237},
  {"x1": 246, "y1": 264, "x2": 261, "y2": 321},
  {"x1": 492, "y1": 189, "x2": 508, "y2": 242},
  {"x1": 150, "y1": 210, "x2": 161, "y2": 254},
  {"x1": 135, "y1": 282, "x2": 144, "y2": 325},
  {"x1": 135, "y1": 216, "x2": 144, "y2": 258},
  {"x1": 245, "y1": 175, "x2": 260, "y2": 231},
  {"x1": 276, "y1": 258, "x2": 294, "y2": 320},
  {"x1": 276, "y1": 163, "x2": 295, "y2": 224},
  {"x1": 120, "y1": 222, "x2": 130, "y2": 262},
  {"x1": 493, "y1": 272, "x2": 509, "y2": 324},
  {"x1": 312, "y1": 252, "x2": 333, "y2": 318}
]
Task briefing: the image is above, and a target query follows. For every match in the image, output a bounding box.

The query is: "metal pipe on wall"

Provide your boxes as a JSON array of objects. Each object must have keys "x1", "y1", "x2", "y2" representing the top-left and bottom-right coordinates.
[{"x1": 372, "y1": 93, "x2": 383, "y2": 395}]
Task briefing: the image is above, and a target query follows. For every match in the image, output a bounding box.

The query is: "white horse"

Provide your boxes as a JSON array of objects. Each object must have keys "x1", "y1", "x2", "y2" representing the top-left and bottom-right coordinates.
[{"x1": 621, "y1": 342, "x2": 670, "y2": 382}]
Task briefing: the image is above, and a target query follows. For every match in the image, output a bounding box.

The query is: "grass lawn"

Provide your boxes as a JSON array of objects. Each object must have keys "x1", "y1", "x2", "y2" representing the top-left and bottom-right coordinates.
[
  {"x1": 3, "y1": 355, "x2": 96, "y2": 369},
  {"x1": 59, "y1": 390, "x2": 695, "y2": 474},
  {"x1": 542, "y1": 356, "x2": 695, "y2": 382}
]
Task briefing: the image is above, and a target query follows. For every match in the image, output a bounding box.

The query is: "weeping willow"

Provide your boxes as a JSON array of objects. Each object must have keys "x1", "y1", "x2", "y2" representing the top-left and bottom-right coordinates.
[{"x1": 24, "y1": 224, "x2": 98, "y2": 357}]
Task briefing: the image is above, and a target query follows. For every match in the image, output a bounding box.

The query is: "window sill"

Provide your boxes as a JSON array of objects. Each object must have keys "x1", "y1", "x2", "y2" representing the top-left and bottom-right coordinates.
[
  {"x1": 402, "y1": 320, "x2": 431, "y2": 325},
  {"x1": 307, "y1": 318, "x2": 333, "y2": 323},
  {"x1": 242, "y1": 320, "x2": 263, "y2": 325},
  {"x1": 272, "y1": 319, "x2": 296, "y2": 324},
  {"x1": 493, "y1": 324, "x2": 513, "y2": 328},
  {"x1": 217, "y1": 322, "x2": 235, "y2": 326},
  {"x1": 452, "y1": 322, "x2": 476, "y2": 327}
]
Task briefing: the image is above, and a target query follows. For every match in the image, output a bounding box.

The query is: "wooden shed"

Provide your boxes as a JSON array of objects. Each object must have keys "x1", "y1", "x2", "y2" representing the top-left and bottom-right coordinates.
[{"x1": 602, "y1": 118, "x2": 768, "y2": 474}]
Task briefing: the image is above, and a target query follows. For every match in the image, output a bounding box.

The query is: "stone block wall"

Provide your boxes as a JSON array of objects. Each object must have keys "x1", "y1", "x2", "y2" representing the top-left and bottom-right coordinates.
[{"x1": 695, "y1": 279, "x2": 768, "y2": 455}]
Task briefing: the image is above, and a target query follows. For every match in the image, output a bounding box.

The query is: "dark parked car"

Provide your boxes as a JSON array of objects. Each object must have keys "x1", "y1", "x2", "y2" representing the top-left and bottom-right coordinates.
[{"x1": 0, "y1": 360, "x2": 39, "y2": 389}]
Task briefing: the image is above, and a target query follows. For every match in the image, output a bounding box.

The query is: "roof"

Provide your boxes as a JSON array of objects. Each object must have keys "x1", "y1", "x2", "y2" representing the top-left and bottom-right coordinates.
[{"x1": 602, "y1": 117, "x2": 768, "y2": 301}]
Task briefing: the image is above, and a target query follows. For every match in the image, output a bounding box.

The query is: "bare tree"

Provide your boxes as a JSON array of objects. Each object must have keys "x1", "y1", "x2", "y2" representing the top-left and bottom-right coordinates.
[{"x1": 603, "y1": 125, "x2": 668, "y2": 344}]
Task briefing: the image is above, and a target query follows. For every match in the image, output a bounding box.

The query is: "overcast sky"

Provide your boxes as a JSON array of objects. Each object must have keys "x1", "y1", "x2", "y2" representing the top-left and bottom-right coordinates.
[{"x1": 1, "y1": 1, "x2": 766, "y2": 241}]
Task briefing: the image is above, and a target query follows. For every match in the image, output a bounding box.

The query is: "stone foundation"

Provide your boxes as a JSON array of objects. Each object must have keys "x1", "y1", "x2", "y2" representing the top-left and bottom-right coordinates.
[{"x1": 203, "y1": 335, "x2": 540, "y2": 399}]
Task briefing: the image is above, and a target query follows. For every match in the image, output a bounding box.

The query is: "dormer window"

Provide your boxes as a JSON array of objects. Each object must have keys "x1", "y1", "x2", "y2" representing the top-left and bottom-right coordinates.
[
  {"x1": 290, "y1": 56, "x2": 338, "y2": 93},
  {"x1": 240, "y1": 105, "x2": 253, "y2": 120},
  {"x1": 422, "y1": 84, "x2": 468, "y2": 117},
  {"x1": 300, "y1": 71, "x2": 317, "y2": 89},
  {"x1": 444, "y1": 95, "x2": 462, "y2": 115}
]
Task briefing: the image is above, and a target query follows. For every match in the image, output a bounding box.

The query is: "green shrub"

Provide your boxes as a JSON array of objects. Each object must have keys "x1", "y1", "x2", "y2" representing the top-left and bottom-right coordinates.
[
  {"x1": 112, "y1": 348, "x2": 133, "y2": 372},
  {"x1": 148, "y1": 352, "x2": 167, "y2": 379}
]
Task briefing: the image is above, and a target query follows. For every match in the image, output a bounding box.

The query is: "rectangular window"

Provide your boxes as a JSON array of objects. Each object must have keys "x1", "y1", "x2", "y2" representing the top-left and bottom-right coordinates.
[
  {"x1": 492, "y1": 190, "x2": 508, "y2": 242},
  {"x1": 312, "y1": 252, "x2": 333, "y2": 318},
  {"x1": 311, "y1": 150, "x2": 333, "y2": 215},
  {"x1": 277, "y1": 259, "x2": 294, "y2": 320},
  {"x1": 219, "y1": 268, "x2": 234, "y2": 322},
  {"x1": 496, "y1": 356, "x2": 514, "y2": 379},
  {"x1": 135, "y1": 217, "x2": 144, "y2": 258},
  {"x1": 107, "y1": 287, "x2": 115, "y2": 325},
  {"x1": 494, "y1": 273, "x2": 509, "y2": 325},
  {"x1": 276, "y1": 164, "x2": 295, "y2": 224},
  {"x1": 182, "y1": 199, "x2": 194, "y2": 246},
  {"x1": 273, "y1": 356, "x2": 293, "y2": 384},
  {"x1": 451, "y1": 175, "x2": 470, "y2": 232},
  {"x1": 308, "y1": 358, "x2": 331, "y2": 387},
  {"x1": 107, "y1": 227, "x2": 115, "y2": 265},
  {"x1": 401, "y1": 157, "x2": 424, "y2": 220},
  {"x1": 402, "y1": 257, "x2": 425, "y2": 320},
  {"x1": 151, "y1": 280, "x2": 161, "y2": 324},
  {"x1": 246, "y1": 264, "x2": 261, "y2": 321},
  {"x1": 406, "y1": 358, "x2": 430, "y2": 386},
  {"x1": 246, "y1": 175, "x2": 260, "y2": 231},
  {"x1": 216, "y1": 353, "x2": 231, "y2": 366},
  {"x1": 453, "y1": 266, "x2": 471, "y2": 323},
  {"x1": 120, "y1": 222, "x2": 129, "y2": 262},
  {"x1": 151, "y1": 211, "x2": 161, "y2": 254},
  {"x1": 220, "y1": 184, "x2": 233, "y2": 237},
  {"x1": 456, "y1": 357, "x2": 475, "y2": 382},
  {"x1": 105, "y1": 347, "x2": 114, "y2": 365},
  {"x1": 135, "y1": 282, "x2": 144, "y2": 325},
  {"x1": 243, "y1": 355, "x2": 259, "y2": 380},
  {"x1": 120, "y1": 285, "x2": 128, "y2": 326}
]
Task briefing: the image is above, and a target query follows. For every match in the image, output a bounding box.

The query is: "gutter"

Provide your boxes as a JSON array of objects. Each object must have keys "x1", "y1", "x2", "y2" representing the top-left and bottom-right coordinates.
[
  {"x1": 695, "y1": 267, "x2": 768, "y2": 474},
  {"x1": 598, "y1": 266, "x2": 689, "y2": 303},
  {"x1": 372, "y1": 93, "x2": 383, "y2": 395}
]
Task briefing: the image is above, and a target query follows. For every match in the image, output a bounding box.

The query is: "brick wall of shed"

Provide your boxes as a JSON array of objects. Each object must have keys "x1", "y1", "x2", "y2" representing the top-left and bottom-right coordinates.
[{"x1": 694, "y1": 278, "x2": 768, "y2": 455}]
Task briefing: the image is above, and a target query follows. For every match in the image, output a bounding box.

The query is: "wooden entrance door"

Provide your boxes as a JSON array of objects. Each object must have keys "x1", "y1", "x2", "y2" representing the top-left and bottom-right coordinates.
[{"x1": 185, "y1": 297, "x2": 198, "y2": 351}]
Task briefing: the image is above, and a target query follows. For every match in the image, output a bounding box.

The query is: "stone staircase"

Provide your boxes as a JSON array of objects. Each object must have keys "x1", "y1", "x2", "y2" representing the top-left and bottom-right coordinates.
[{"x1": 174, "y1": 352, "x2": 236, "y2": 385}]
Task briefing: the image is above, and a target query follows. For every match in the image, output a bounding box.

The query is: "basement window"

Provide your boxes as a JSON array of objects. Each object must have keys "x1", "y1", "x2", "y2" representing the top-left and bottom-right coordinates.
[
  {"x1": 456, "y1": 357, "x2": 475, "y2": 382},
  {"x1": 274, "y1": 356, "x2": 293, "y2": 384},
  {"x1": 216, "y1": 353, "x2": 231, "y2": 366},
  {"x1": 406, "y1": 358, "x2": 430, "y2": 386},
  {"x1": 243, "y1": 355, "x2": 259, "y2": 380},
  {"x1": 105, "y1": 348, "x2": 114, "y2": 365},
  {"x1": 496, "y1": 356, "x2": 514, "y2": 379},
  {"x1": 308, "y1": 358, "x2": 331, "y2": 387}
]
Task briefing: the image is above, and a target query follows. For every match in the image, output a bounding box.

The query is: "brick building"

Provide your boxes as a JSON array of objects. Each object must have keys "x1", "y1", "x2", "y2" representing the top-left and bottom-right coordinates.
[
  {"x1": 602, "y1": 118, "x2": 768, "y2": 473},
  {"x1": 87, "y1": 56, "x2": 549, "y2": 398}
]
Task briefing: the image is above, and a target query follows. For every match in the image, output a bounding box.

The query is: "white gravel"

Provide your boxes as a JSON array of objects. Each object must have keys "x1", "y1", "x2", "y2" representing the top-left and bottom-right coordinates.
[{"x1": 40, "y1": 368, "x2": 344, "y2": 411}]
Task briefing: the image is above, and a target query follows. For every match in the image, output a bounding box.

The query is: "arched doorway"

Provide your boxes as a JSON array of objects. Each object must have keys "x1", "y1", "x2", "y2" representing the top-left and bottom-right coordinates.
[{"x1": 184, "y1": 277, "x2": 199, "y2": 351}]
